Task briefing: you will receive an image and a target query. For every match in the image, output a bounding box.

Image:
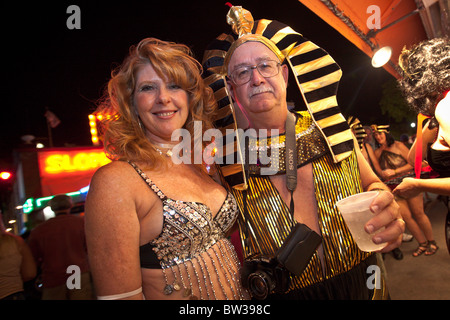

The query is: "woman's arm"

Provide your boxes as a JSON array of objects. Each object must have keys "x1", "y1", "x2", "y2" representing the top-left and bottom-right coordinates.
[
  {"x1": 15, "y1": 235, "x2": 37, "y2": 282},
  {"x1": 85, "y1": 162, "x2": 144, "y2": 299},
  {"x1": 394, "y1": 176, "x2": 450, "y2": 198}
]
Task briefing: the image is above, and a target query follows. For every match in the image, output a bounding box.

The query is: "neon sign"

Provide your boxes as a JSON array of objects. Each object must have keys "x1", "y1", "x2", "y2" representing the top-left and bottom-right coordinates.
[
  {"x1": 39, "y1": 148, "x2": 111, "y2": 176},
  {"x1": 21, "y1": 188, "x2": 89, "y2": 214}
]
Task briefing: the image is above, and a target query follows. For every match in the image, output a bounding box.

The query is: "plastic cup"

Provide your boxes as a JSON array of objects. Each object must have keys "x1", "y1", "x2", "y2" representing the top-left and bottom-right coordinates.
[{"x1": 336, "y1": 191, "x2": 387, "y2": 252}]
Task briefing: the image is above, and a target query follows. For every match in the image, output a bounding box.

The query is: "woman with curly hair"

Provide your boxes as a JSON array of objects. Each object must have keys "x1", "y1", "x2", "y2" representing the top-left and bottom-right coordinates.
[
  {"x1": 397, "y1": 37, "x2": 449, "y2": 117},
  {"x1": 85, "y1": 38, "x2": 248, "y2": 300},
  {"x1": 394, "y1": 37, "x2": 450, "y2": 254}
]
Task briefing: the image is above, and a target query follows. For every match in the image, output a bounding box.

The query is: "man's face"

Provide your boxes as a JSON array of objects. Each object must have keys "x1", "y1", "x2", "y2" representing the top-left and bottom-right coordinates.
[{"x1": 227, "y1": 41, "x2": 289, "y2": 123}]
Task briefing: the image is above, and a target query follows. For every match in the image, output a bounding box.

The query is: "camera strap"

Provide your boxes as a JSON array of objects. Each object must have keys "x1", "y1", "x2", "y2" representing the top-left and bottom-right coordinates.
[
  {"x1": 242, "y1": 135, "x2": 254, "y2": 253},
  {"x1": 240, "y1": 112, "x2": 298, "y2": 254},
  {"x1": 285, "y1": 111, "x2": 297, "y2": 216}
]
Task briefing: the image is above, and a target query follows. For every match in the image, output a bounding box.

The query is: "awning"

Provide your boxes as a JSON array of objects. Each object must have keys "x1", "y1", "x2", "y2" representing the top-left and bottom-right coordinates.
[{"x1": 298, "y1": 0, "x2": 446, "y2": 78}]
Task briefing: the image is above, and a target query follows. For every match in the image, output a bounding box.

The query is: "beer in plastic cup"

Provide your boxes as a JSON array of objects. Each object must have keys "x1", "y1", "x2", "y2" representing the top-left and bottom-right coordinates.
[{"x1": 336, "y1": 191, "x2": 387, "y2": 252}]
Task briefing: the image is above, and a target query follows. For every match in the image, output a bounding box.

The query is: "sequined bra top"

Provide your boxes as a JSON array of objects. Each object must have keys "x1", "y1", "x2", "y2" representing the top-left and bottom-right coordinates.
[{"x1": 128, "y1": 161, "x2": 239, "y2": 269}]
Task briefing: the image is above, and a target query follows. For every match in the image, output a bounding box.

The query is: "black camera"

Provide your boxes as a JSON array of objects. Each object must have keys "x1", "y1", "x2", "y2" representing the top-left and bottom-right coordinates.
[
  {"x1": 241, "y1": 223, "x2": 321, "y2": 299},
  {"x1": 241, "y1": 255, "x2": 290, "y2": 300}
]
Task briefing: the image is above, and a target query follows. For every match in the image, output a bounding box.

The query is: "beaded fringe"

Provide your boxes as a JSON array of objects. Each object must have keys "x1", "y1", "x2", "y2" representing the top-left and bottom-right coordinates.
[{"x1": 161, "y1": 239, "x2": 247, "y2": 300}]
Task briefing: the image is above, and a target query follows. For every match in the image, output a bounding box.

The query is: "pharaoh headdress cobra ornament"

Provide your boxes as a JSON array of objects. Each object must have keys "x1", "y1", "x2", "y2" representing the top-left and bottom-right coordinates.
[{"x1": 202, "y1": 4, "x2": 354, "y2": 188}]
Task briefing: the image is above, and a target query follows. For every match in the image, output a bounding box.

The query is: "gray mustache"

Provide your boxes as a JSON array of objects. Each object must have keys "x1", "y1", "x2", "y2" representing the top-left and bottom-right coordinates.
[{"x1": 250, "y1": 87, "x2": 274, "y2": 97}]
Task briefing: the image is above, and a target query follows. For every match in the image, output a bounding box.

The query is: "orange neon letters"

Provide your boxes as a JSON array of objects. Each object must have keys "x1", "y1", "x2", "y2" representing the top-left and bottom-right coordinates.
[{"x1": 43, "y1": 151, "x2": 110, "y2": 174}]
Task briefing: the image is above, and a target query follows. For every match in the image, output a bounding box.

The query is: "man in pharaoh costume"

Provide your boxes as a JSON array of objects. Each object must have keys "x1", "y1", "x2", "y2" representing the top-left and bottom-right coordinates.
[{"x1": 202, "y1": 5, "x2": 404, "y2": 299}]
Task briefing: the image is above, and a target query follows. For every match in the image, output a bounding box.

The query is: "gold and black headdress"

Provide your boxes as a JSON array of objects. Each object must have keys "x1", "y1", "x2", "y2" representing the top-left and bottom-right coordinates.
[
  {"x1": 202, "y1": 5, "x2": 354, "y2": 188},
  {"x1": 347, "y1": 116, "x2": 367, "y2": 149},
  {"x1": 370, "y1": 124, "x2": 390, "y2": 134}
]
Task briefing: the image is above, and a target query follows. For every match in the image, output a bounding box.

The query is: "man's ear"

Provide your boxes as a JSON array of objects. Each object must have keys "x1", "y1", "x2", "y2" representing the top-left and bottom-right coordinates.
[
  {"x1": 226, "y1": 79, "x2": 235, "y2": 99},
  {"x1": 281, "y1": 64, "x2": 289, "y2": 87}
]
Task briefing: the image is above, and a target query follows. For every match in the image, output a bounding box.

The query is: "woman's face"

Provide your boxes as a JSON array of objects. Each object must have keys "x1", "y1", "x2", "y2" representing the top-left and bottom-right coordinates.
[
  {"x1": 133, "y1": 63, "x2": 189, "y2": 144},
  {"x1": 373, "y1": 131, "x2": 387, "y2": 145},
  {"x1": 435, "y1": 91, "x2": 449, "y2": 126}
]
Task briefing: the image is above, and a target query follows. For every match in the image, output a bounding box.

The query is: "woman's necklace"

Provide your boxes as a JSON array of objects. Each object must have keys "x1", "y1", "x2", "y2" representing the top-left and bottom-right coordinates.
[{"x1": 153, "y1": 142, "x2": 176, "y2": 157}]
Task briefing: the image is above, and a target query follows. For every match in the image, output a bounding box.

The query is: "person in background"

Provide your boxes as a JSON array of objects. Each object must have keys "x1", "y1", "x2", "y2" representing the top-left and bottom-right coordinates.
[
  {"x1": 202, "y1": 5, "x2": 403, "y2": 299},
  {"x1": 348, "y1": 118, "x2": 383, "y2": 180},
  {"x1": 28, "y1": 194, "x2": 94, "y2": 299},
  {"x1": 0, "y1": 213, "x2": 37, "y2": 300},
  {"x1": 372, "y1": 126, "x2": 437, "y2": 256},
  {"x1": 395, "y1": 37, "x2": 449, "y2": 253},
  {"x1": 364, "y1": 126, "x2": 377, "y2": 150},
  {"x1": 85, "y1": 38, "x2": 248, "y2": 300},
  {"x1": 349, "y1": 120, "x2": 414, "y2": 250}
]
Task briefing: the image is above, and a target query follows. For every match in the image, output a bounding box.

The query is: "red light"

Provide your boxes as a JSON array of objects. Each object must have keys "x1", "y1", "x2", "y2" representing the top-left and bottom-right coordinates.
[{"x1": 0, "y1": 171, "x2": 12, "y2": 180}]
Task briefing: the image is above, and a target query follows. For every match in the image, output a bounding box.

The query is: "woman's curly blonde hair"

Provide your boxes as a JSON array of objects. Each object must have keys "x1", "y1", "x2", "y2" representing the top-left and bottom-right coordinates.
[
  {"x1": 96, "y1": 38, "x2": 217, "y2": 169},
  {"x1": 397, "y1": 37, "x2": 449, "y2": 116}
]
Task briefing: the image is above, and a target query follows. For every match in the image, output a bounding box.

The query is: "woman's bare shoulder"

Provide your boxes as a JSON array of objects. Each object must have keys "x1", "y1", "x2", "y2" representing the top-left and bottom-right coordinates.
[{"x1": 87, "y1": 160, "x2": 144, "y2": 201}]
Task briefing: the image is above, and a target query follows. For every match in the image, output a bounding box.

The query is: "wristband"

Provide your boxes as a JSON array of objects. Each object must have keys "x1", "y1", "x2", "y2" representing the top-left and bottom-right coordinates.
[{"x1": 97, "y1": 287, "x2": 142, "y2": 300}]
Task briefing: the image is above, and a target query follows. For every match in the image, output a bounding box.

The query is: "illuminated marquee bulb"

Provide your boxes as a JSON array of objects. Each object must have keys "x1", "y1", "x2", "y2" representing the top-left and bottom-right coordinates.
[{"x1": 88, "y1": 114, "x2": 100, "y2": 146}]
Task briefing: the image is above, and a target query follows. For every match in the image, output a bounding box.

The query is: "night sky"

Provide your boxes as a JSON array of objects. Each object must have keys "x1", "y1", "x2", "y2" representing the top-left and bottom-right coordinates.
[{"x1": 2, "y1": 0, "x2": 394, "y2": 166}]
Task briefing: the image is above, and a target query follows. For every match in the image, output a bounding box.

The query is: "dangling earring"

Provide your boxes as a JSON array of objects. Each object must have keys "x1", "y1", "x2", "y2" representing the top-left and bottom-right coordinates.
[
  {"x1": 135, "y1": 111, "x2": 144, "y2": 131},
  {"x1": 139, "y1": 118, "x2": 144, "y2": 130}
]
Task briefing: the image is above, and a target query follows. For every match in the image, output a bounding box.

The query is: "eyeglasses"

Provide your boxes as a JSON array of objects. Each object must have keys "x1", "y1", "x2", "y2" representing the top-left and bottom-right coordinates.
[{"x1": 229, "y1": 60, "x2": 281, "y2": 85}]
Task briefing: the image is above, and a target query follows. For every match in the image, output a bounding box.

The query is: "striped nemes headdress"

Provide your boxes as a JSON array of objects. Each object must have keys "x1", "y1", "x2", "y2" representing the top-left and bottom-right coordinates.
[
  {"x1": 202, "y1": 5, "x2": 354, "y2": 188},
  {"x1": 370, "y1": 124, "x2": 390, "y2": 134},
  {"x1": 347, "y1": 116, "x2": 367, "y2": 149}
]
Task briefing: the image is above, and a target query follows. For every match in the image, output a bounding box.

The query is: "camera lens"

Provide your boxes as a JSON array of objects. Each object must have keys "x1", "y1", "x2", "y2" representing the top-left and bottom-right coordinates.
[{"x1": 248, "y1": 271, "x2": 274, "y2": 300}]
